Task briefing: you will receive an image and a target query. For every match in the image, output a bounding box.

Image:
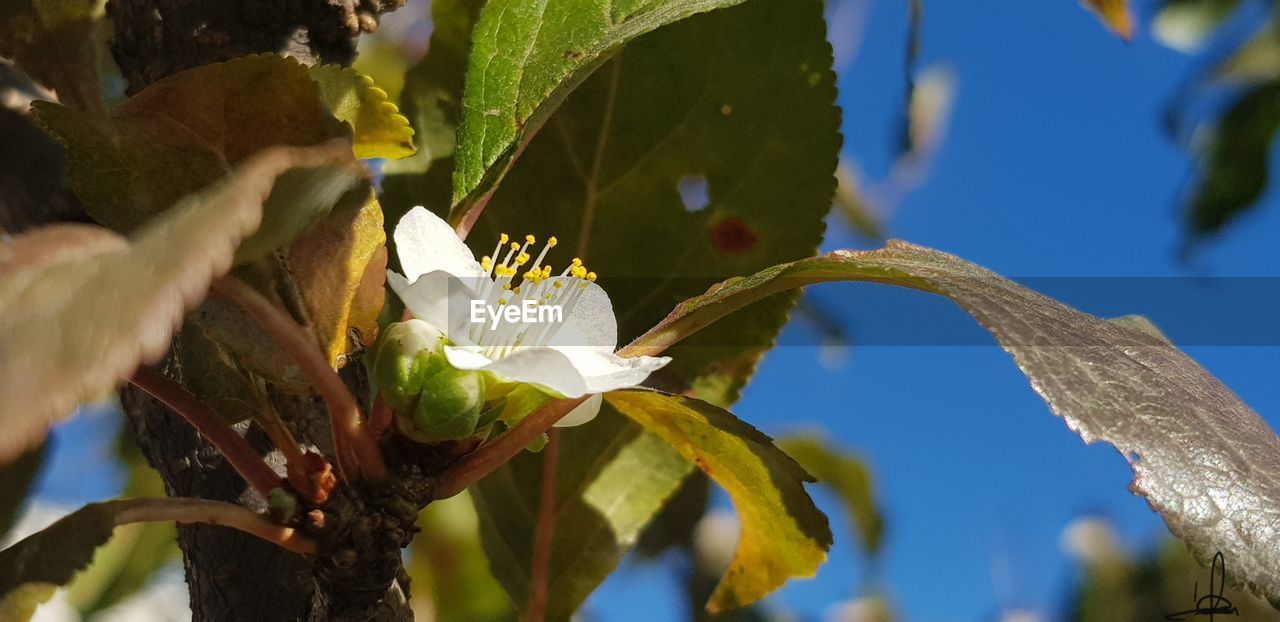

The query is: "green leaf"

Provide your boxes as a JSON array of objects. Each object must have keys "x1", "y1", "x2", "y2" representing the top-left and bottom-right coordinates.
[
  {"x1": 406, "y1": 493, "x2": 514, "y2": 622},
  {"x1": 380, "y1": 0, "x2": 483, "y2": 229},
  {"x1": 0, "y1": 0, "x2": 104, "y2": 114},
  {"x1": 34, "y1": 54, "x2": 347, "y2": 235},
  {"x1": 470, "y1": 405, "x2": 693, "y2": 620},
  {"x1": 310, "y1": 64, "x2": 416, "y2": 160},
  {"x1": 1184, "y1": 81, "x2": 1280, "y2": 237},
  {"x1": 623, "y1": 240, "x2": 1280, "y2": 605},
  {"x1": 777, "y1": 436, "x2": 884, "y2": 557},
  {"x1": 605, "y1": 390, "x2": 832, "y2": 613},
  {"x1": 466, "y1": 0, "x2": 839, "y2": 405},
  {"x1": 0, "y1": 144, "x2": 360, "y2": 463},
  {"x1": 0, "y1": 444, "x2": 46, "y2": 541},
  {"x1": 451, "y1": 0, "x2": 757, "y2": 210}
]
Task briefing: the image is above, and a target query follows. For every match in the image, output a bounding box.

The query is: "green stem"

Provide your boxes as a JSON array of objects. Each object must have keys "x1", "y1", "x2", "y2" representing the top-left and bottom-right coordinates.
[{"x1": 109, "y1": 497, "x2": 315, "y2": 555}]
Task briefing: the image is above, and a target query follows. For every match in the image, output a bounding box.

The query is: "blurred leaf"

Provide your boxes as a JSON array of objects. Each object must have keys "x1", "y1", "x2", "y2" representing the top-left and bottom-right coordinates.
[
  {"x1": 624, "y1": 240, "x2": 1280, "y2": 605},
  {"x1": 0, "y1": 444, "x2": 46, "y2": 541},
  {"x1": 1154, "y1": 0, "x2": 1241, "y2": 52},
  {"x1": 1213, "y1": 20, "x2": 1280, "y2": 85},
  {"x1": 1185, "y1": 80, "x2": 1280, "y2": 236},
  {"x1": 284, "y1": 187, "x2": 387, "y2": 367},
  {"x1": 0, "y1": 145, "x2": 359, "y2": 463},
  {"x1": 0, "y1": 503, "x2": 133, "y2": 614},
  {"x1": 0, "y1": 0, "x2": 104, "y2": 113},
  {"x1": 0, "y1": 497, "x2": 274, "y2": 613},
  {"x1": 407, "y1": 493, "x2": 514, "y2": 622},
  {"x1": 34, "y1": 54, "x2": 347, "y2": 235},
  {"x1": 66, "y1": 434, "x2": 177, "y2": 616},
  {"x1": 605, "y1": 390, "x2": 832, "y2": 613},
  {"x1": 834, "y1": 162, "x2": 885, "y2": 240},
  {"x1": 381, "y1": 0, "x2": 483, "y2": 228},
  {"x1": 451, "y1": 0, "x2": 756, "y2": 213},
  {"x1": 310, "y1": 64, "x2": 416, "y2": 159},
  {"x1": 471, "y1": 405, "x2": 692, "y2": 620},
  {"x1": 834, "y1": 163, "x2": 885, "y2": 240},
  {"x1": 778, "y1": 436, "x2": 884, "y2": 556},
  {"x1": 232, "y1": 165, "x2": 366, "y2": 265},
  {"x1": 1082, "y1": 0, "x2": 1135, "y2": 41},
  {"x1": 467, "y1": 0, "x2": 839, "y2": 405}
]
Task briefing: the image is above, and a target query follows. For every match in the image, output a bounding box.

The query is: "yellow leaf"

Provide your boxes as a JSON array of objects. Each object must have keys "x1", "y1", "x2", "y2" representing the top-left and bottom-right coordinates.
[{"x1": 310, "y1": 65, "x2": 416, "y2": 160}]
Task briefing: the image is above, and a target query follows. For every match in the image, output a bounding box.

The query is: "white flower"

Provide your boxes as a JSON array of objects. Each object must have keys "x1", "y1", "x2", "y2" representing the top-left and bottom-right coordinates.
[{"x1": 387, "y1": 207, "x2": 670, "y2": 426}]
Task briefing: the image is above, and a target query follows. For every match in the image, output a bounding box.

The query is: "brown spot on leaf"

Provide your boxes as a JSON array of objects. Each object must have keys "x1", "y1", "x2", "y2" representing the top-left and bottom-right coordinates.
[{"x1": 709, "y1": 217, "x2": 758, "y2": 255}]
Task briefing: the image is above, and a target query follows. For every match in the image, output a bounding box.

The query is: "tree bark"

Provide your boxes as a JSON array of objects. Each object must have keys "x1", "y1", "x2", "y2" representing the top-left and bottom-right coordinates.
[{"x1": 101, "y1": 1, "x2": 411, "y2": 619}]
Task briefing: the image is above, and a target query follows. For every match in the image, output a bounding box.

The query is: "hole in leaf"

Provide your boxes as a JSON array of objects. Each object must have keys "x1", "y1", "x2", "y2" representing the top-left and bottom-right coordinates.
[{"x1": 678, "y1": 175, "x2": 710, "y2": 213}]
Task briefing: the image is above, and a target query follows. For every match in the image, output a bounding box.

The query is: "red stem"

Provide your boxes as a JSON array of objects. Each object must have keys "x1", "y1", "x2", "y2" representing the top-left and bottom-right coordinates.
[
  {"x1": 432, "y1": 396, "x2": 586, "y2": 500},
  {"x1": 110, "y1": 497, "x2": 315, "y2": 555},
  {"x1": 130, "y1": 367, "x2": 283, "y2": 497},
  {"x1": 212, "y1": 277, "x2": 388, "y2": 482}
]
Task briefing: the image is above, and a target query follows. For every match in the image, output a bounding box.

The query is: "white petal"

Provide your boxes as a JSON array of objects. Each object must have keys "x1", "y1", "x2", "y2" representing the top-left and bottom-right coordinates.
[
  {"x1": 388, "y1": 270, "x2": 482, "y2": 344},
  {"x1": 551, "y1": 347, "x2": 671, "y2": 393},
  {"x1": 554, "y1": 393, "x2": 602, "y2": 427},
  {"x1": 394, "y1": 206, "x2": 485, "y2": 281},
  {"x1": 444, "y1": 345, "x2": 589, "y2": 397},
  {"x1": 545, "y1": 279, "x2": 618, "y2": 350}
]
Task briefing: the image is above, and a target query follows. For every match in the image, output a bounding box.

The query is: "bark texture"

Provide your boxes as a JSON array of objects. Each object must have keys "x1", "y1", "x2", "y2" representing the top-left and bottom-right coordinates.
[{"x1": 100, "y1": 0, "x2": 412, "y2": 619}]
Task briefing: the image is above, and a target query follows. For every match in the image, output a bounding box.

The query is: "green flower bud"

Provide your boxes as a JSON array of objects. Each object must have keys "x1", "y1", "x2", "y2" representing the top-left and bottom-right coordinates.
[
  {"x1": 398, "y1": 366, "x2": 486, "y2": 443},
  {"x1": 372, "y1": 319, "x2": 448, "y2": 414}
]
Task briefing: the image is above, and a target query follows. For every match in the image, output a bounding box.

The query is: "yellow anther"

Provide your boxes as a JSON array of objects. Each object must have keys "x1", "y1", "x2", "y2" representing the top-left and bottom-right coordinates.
[
  {"x1": 481, "y1": 256, "x2": 493, "y2": 270},
  {"x1": 503, "y1": 283, "x2": 512, "y2": 290},
  {"x1": 510, "y1": 242, "x2": 520, "y2": 251},
  {"x1": 499, "y1": 298, "x2": 507, "y2": 305},
  {"x1": 499, "y1": 233, "x2": 509, "y2": 244},
  {"x1": 547, "y1": 236, "x2": 558, "y2": 247},
  {"x1": 525, "y1": 234, "x2": 536, "y2": 244},
  {"x1": 516, "y1": 252, "x2": 530, "y2": 265},
  {"x1": 553, "y1": 281, "x2": 563, "y2": 289},
  {"x1": 587, "y1": 272, "x2": 597, "y2": 282},
  {"x1": 542, "y1": 265, "x2": 552, "y2": 277},
  {"x1": 572, "y1": 258, "x2": 583, "y2": 267}
]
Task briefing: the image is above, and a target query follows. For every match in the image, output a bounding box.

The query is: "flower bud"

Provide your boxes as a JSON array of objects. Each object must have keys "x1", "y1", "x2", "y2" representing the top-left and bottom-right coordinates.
[
  {"x1": 373, "y1": 320, "x2": 488, "y2": 443},
  {"x1": 398, "y1": 366, "x2": 486, "y2": 443},
  {"x1": 372, "y1": 320, "x2": 448, "y2": 414}
]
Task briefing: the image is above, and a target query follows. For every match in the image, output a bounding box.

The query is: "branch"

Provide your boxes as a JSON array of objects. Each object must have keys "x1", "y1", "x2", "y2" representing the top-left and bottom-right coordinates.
[
  {"x1": 525, "y1": 429, "x2": 560, "y2": 622},
  {"x1": 110, "y1": 497, "x2": 315, "y2": 555},
  {"x1": 212, "y1": 276, "x2": 388, "y2": 482},
  {"x1": 129, "y1": 366, "x2": 283, "y2": 497},
  {"x1": 432, "y1": 396, "x2": 586, "y2": 500}
]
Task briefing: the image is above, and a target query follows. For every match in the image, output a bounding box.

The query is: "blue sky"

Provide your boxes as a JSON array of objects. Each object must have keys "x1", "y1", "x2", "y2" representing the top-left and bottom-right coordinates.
[
  {"x1": 593, "y1": 0, "x2": 1280, "y2": 620},
  {"x1": 26, "y1": 1, "x2": 1280, "y2": 620}
]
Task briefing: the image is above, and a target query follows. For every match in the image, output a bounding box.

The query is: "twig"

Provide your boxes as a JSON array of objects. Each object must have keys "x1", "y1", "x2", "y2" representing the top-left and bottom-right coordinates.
[
  {"x1": 130, "y1": 367, "x2": 283, "y2": 497},
  {"x1": 110, "y1": 497, "x2": 315, "y2": 555},
  {"x1": 525, "y1": 429, "x2": 560, "y2": 622},
  {"x1": 212, "y1": 277, "x2": 388, "y2": 482},
  {"x1": 432, "y1": 396, "x2": 586, "y2": 500}
]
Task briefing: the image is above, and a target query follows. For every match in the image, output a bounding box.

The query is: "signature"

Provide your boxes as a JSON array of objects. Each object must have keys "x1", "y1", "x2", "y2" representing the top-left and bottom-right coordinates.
[{"x1": 1164, "y1": 552, "x2": 1239, "y2": 620}]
